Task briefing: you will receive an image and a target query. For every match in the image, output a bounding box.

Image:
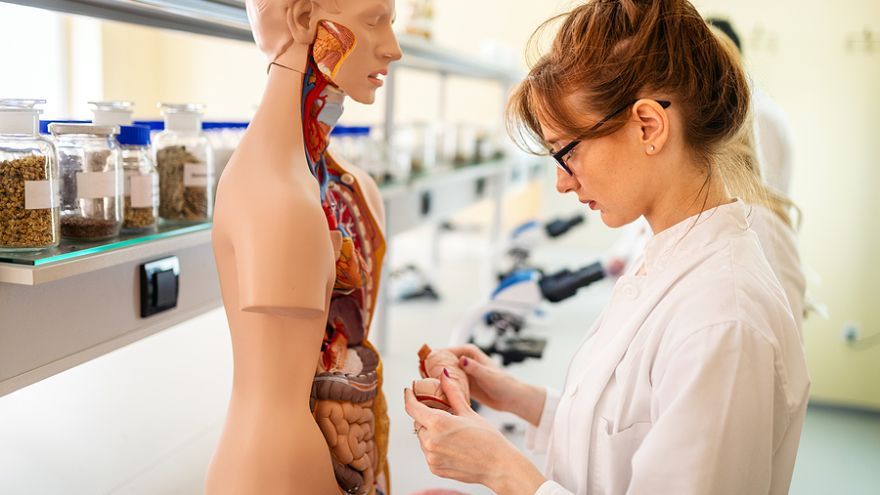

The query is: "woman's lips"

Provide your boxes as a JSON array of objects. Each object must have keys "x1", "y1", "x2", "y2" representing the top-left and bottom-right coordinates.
[{"x1": 581, "y1": 198, "x2": 598, "y2": 210}]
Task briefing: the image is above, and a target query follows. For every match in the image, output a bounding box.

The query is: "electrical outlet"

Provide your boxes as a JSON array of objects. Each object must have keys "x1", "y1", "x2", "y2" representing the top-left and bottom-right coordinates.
[{"x1": 841, "y1": 322, "x2": 861, "y2": 344}]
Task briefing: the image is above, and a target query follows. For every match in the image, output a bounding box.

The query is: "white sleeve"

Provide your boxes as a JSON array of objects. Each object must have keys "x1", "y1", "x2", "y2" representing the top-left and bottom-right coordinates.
[
  {"x1": 627, "y1": 323, "x2": 778, "y2": 495},
  {"x1": 535, "y1": 480, "x2": 575, "y2": 495},
  {"x1": 526, "y1": 387, "x2": 561, "y2": 454}
]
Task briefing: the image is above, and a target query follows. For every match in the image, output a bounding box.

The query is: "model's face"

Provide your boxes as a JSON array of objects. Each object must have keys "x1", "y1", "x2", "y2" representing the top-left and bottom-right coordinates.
[
  {"x1": 315, "y1": 0, "x2": 402, "y2": 103},
  {"x1": 540, "y1": 96, "x2": 653, "y2": 228}
]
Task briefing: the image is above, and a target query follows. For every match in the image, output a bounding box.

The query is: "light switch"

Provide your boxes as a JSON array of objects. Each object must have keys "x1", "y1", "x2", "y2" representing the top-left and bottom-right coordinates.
[{"x1": 140, "y1": 257, "x2": 180, "y2": 318}]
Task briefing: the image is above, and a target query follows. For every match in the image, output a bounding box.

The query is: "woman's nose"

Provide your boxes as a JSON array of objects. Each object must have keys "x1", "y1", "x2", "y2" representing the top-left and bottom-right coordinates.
[{"x1": 555, "y1": 167, "x2": 578, "y2": 194}]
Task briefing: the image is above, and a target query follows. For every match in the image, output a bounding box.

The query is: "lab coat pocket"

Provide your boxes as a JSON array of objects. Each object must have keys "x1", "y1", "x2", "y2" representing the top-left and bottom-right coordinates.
[{"x1": 591, "y1": 417, "x2": 652, "y2": 495}]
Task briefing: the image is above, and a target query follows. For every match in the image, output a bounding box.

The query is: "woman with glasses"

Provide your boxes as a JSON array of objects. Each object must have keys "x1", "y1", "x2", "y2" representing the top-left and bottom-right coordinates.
[{"x1": 403, "y1": 1, "x2": 810, "y2": 494}]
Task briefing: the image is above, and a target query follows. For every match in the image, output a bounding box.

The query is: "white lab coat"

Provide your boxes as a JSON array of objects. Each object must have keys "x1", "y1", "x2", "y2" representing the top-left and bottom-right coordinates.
[
  {"x1": 528, "y1": 200, "x2": 810, "y2": 495},
  {"x1": 608, "y1": 205, "x2": 806, "y2": 334},
  {"x1": 753, "y1": 87, "x2": 794, "y2": 195}
]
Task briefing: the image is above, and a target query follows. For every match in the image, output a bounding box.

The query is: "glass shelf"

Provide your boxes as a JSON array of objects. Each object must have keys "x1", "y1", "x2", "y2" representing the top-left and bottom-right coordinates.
[{"x1": 0, "y1": 222, "x2": 212, "y2": 267}]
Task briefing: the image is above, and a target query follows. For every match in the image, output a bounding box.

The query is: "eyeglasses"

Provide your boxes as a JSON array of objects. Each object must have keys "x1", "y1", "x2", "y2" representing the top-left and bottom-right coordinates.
[{"x1": 552, "y1": 99, "x2": 672, "y2": 176}]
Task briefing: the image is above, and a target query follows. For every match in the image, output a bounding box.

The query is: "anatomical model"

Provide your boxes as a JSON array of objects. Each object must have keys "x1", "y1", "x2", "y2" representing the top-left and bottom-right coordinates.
[{"x1": 208, "y1": 1, "x2": 401, "y2": 494}]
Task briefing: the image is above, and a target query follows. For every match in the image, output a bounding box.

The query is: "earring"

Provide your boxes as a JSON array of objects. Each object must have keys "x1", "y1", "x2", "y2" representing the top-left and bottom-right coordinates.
[{"x1": 648, "y1": 145, "x2": 656, "y2": 153}]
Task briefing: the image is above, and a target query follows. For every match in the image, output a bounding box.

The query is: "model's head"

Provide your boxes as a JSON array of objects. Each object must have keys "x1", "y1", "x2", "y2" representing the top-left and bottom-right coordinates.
[
  {"x1": 507, "y1": 0, "x2": 750, "y2": 228},
  {"x1": 247, "y1": 0, "x2": 402, "y2": 104}
]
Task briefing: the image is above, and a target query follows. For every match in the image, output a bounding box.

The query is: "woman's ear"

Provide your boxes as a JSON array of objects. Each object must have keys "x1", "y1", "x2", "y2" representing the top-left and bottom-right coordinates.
[{"x1": 633, "y1": 99, "x2": 670, "y2": 155}]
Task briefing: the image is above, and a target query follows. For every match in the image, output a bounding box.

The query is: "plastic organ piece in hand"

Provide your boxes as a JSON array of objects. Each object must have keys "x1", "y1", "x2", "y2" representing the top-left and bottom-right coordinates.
[
  {"x1": 413, "y1": 344, "x2": 470, "y2": 411},
  {"x1": 413, "y1": 378, "x2": 451, "y2": 412}
]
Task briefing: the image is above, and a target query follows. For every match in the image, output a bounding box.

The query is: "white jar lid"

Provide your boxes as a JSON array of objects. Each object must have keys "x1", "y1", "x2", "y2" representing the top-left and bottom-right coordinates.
[
  {"x1": 90, "y1": 100, "x2": 135, "y2": 126},
  {"x1": 0, "y1": 99, "x2": 45, "y2": 134},
  {"x1": 160, "y1": 103, "x2": 205, "y2": 132}
]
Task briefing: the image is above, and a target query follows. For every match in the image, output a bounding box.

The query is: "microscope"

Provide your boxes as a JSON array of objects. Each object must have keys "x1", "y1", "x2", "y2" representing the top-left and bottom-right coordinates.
[{"x1": 451, "y1": 261, "x2": 606, "y2": 365}]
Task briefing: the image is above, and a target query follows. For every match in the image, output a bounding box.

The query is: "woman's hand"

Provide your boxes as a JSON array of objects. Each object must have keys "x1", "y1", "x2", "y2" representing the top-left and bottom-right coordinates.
[
  {"x1": 404, "y1": 368, "x2": 546, "y2": 495},
  {"x1": 441, "y1": 345, "x2": 546, "y2": 426}
]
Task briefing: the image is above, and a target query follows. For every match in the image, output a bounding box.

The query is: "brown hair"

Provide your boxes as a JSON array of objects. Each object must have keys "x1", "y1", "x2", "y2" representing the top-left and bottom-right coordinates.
[{"x1": 507, "y1": 0, "x2": 750, "y2": 169}]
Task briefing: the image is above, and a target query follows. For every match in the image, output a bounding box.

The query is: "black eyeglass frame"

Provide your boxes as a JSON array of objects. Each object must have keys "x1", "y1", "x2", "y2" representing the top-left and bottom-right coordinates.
[{"x1": 552, "y1": 99, "x2": 672, "y2": 175}]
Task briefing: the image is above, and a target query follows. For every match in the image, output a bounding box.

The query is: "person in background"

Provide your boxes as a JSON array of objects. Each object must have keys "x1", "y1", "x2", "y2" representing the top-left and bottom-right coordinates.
[{"x1": 707, "y1": 17, "x2": 795, "y2": 195}]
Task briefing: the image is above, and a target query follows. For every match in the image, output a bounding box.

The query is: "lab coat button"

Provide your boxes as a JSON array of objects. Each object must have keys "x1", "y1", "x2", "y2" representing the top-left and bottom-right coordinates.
[{"x1": 622, "y1": 284, "x2": 639, "y2": 299}]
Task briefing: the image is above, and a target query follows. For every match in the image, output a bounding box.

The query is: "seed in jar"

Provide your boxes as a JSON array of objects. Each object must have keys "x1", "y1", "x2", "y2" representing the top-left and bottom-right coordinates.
[{"x1": 0, "y1": 155, "x2": 59, "y2": 249}]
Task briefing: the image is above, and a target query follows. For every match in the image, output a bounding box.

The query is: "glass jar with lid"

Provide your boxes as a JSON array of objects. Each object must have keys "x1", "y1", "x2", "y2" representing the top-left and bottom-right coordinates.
[
  {"x1": 49, "y1": 123, "x2": 123, "y2": 241},
  {"x1": 89, "y1": 100, "x2": 135, "y2": 126},
  {"x1": 0, "y1": 99, "x2": 60, "y2": 251},
  {"x1": 118, "y1": 125, "x2": 158, "y2": 233},
  {"x1": 154, "y1": 103, "x2": 214, "y2": 223}
]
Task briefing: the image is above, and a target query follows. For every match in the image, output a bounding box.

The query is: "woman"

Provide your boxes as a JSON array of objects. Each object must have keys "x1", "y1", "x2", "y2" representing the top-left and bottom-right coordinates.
[{"x1": 403, "y1": 1, "x2": 810, "y2": 494}]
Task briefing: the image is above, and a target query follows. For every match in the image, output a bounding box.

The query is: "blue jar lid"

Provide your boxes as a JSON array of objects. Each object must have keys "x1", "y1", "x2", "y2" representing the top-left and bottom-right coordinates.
[
  {"x1": 133, "y1": 120, "x2": 165, "y2": 131},
  {"x1": 117, "y1": 125, "x2": 152, "y2": 146},
  {"x1": 203, "y1": 121, "x2": 249, "y2": 130},
  {"x1": 331, "y1": 125, "x2": 371, "y2": 137},
  {"x1": 351, "y1": 126, "x2": 371, "y2": 135}
]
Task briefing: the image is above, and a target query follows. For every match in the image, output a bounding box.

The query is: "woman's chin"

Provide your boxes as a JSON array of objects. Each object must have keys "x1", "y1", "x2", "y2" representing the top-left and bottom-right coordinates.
[{"x1": 599, "y1": 210, "x2": 627, "y2": 229}]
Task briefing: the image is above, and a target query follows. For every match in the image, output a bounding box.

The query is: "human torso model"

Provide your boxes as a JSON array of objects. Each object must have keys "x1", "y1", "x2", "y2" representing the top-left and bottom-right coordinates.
[{"x1": 208, "y1": 2, "x2": 400, "y2": 494}]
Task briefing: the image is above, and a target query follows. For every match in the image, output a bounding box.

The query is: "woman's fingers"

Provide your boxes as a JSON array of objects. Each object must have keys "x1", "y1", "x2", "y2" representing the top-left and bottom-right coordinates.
[
  {"x1": 440, "y1": 368, "x2": 473, "y2": 417},
  {"x1": 459, "y1": 354, "x2": 495, "y2": 384},
  {"x1": 445, "y1": 344, "x2": 494, "y2": 366}
]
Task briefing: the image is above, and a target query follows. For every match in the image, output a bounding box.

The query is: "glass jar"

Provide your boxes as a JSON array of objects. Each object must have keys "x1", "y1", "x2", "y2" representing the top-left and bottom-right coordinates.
[
  {"x1": 205, "y1": 122, "x2": 247, "y2": 202},
  {"x1": 0, "y1": 99, "x2": 60, "y2": 251},
  {"x1": 154, "y1": 103, "x2": 214, "y2": 223},
  {"x1": 454, "y1": 123, "x2": 479, "y2": 166},
  {"x1": 49, "y1": 123, "x2": 123, "y2": 241},
  {"x1": 118, "y1": 125, "x2": 158, "y2": 233}
]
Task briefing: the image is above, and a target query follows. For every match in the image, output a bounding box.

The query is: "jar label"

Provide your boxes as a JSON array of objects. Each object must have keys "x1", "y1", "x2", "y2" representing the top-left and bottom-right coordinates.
[
  {"x1": 129, "y1": 175, "x2": 154, "y2": 209},
  {"x1": 24, "y1": 180, "x2": 58, "y2": 210},
  {"x1": 184, "y1": 164, "x2": 209, "y2": 187},
  {"x1": 76, "y1": 171, "x2": 118, "y2": 199}
]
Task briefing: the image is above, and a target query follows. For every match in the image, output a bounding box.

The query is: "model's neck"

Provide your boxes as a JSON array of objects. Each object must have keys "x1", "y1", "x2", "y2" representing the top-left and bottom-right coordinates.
[
  {"x1": 301, "y1": 57, "x2": 345, "y2": 171},
  {"x1": 245, "y1": 56, "x2": 345, "y2": 173},
  {"x1": 248, "y1": 64, "x2": 307, "y2": 151}
]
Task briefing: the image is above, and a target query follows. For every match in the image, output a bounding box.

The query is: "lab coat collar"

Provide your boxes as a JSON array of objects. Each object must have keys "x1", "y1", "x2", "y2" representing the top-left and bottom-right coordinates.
[{"x1": 642, "y1": 198, "x2": 749, "y2": 276}]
